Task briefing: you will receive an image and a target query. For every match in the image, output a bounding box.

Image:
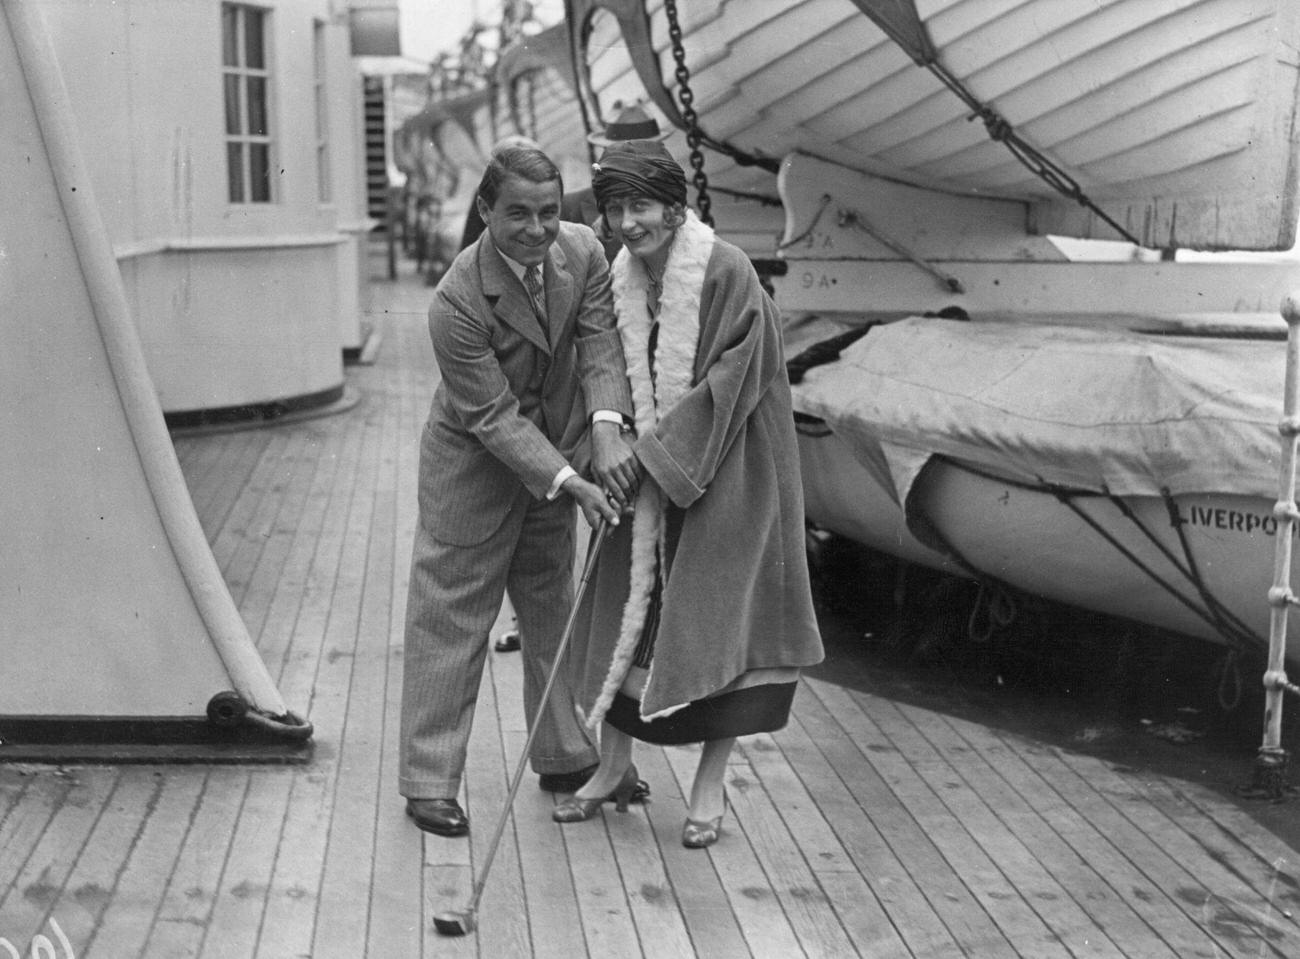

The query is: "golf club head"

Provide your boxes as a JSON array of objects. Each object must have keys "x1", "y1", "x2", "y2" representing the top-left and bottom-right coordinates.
[{"x1": 433, "y1": 909, "x2": 476, "y2": 936}]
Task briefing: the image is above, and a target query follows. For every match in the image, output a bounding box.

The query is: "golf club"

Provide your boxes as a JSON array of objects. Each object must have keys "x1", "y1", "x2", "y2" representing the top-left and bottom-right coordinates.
[{"x1": 434, "y1": 515, "x2": 614, "y2": 937}]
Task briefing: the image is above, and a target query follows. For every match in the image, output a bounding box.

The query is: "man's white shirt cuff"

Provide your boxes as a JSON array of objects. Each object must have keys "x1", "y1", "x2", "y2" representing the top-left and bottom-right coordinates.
[{"x1": 548, "y1": 465, "x2": 578, "y2": 500}]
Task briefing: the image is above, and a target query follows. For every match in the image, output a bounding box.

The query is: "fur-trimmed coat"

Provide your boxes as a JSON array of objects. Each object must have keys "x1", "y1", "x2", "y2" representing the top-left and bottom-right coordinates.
[{"x1": 572, "y1": 212, "x2": 824, "y2": 728}]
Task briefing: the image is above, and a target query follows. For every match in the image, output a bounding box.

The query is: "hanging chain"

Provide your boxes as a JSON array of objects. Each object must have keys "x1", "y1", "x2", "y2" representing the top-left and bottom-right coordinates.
[{"x1": 664, "y1": 0, "x2": 713, "y2": 227}]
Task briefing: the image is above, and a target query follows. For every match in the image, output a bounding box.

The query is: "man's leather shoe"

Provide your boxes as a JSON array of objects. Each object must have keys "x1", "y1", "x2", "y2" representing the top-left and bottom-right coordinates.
[
  {"x1": 538, "y1": 762, "x2": 599, "y2": 793},
  {"x1": 405, "y1": 798, "x2": 469, "y2": 837}
]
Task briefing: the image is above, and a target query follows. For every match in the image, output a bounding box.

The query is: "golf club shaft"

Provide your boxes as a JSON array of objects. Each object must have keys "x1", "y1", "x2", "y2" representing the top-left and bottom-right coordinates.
[{"x1": 462, "y1": 518, "x2": 612, "y2": 916}]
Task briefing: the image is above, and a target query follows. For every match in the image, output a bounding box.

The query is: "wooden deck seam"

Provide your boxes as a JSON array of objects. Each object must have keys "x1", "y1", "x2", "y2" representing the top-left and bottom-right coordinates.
[
  {"x1": 803, "y1": 678, "x2": 1023, "y2": 956},
  {"x1": 784, "y1": 686, "x2": 972, "y2": 956}
]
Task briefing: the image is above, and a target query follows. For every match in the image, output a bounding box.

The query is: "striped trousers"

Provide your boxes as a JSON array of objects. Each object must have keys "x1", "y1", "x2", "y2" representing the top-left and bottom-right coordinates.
[{"x1": 398, "y1": 484, "x2": 598, "y2": 799}]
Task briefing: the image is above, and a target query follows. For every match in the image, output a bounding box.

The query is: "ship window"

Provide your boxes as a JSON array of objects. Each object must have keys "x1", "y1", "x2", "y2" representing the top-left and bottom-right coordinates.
[
  {"x1": 313, "y1": 19, "x2": 331, "y2": 203},
  {"x1": 222, "y1": 4, "x2": 273, "y2": 203}
]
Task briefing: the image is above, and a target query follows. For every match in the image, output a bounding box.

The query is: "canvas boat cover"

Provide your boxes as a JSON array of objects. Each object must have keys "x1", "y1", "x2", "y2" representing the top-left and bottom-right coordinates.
[{"x1": 790, "y1": 316, "x2": 1288, "y2": 507}]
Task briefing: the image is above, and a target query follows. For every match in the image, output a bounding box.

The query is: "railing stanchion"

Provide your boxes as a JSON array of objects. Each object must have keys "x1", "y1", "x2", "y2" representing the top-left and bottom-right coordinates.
[{"x1": 1245, "y1": 293, "x2": 1300, "y2": 799}]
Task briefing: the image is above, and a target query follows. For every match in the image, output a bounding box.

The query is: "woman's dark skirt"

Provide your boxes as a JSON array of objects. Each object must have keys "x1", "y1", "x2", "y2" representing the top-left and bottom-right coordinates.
[
  {"x1": 609, "y1": 504, "x2": 796, "y2": 745},
  {"x1": 604, "y1": 681, "x2": 797, "y2": 746}
]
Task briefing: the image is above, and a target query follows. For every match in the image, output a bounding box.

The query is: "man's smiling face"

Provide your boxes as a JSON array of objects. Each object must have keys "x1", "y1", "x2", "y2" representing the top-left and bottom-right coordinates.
[{"x1": 479, "y1": 173, "x2": 561, "y2": 268}]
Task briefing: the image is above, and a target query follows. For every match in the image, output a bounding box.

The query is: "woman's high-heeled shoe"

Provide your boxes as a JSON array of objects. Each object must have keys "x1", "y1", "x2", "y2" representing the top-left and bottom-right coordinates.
[
  {"x1": 552, "y1": 765, "x2": 649, "y2": 823},
  {"x1": 682, "y1": 798, "x2": 727, "y2": 848}
]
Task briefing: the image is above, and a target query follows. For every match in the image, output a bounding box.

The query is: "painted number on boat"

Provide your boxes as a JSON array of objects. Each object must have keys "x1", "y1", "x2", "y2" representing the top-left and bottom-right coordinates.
[
  {"x1": 799, "y1": 271, "x2": 838, "y2": 289},
  {"x1": 1177, "y1": 503, "x2": 1294, "y2": 537}
]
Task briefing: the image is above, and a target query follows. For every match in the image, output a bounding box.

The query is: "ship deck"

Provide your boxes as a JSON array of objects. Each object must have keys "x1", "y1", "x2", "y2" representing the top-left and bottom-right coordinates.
[{"x1": 3, "y1": 250, "x2": 1300, "y2": 957}]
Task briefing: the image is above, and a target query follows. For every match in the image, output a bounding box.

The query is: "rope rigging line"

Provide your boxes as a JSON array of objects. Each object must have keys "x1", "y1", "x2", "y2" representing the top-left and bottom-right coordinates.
[
  {"x1": 1155, "y1": 488, "x2": 1264, "y2": 647},
  {"x1": 925, "y1": 60, "x2": 1142, "y2": 247},
  {"x1": 857, "y1": 3, "x2": 1144, "y2": 248},
  {"x1": 1040, "y1": 478, "x2": 1262, "y2": 654},
  {"x1": 943, "y1": 459, "x2": 1264, "y2": 653}
]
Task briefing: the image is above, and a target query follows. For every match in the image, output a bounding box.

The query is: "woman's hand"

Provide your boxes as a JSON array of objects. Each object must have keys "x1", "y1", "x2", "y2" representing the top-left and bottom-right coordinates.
[{"x1": 591, "y1": 421, "x2": 642, "y2": 511}]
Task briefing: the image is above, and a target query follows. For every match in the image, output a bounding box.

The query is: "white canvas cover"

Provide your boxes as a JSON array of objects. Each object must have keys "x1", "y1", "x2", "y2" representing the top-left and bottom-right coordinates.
[{"x1": 791, "y1": 316, "x2": 1287, "y2": 508}]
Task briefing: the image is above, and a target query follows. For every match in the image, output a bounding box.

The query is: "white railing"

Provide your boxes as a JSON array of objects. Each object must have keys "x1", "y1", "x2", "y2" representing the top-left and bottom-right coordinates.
[{"x1": 1252, "y1": 293, "x2": 1300, "y2": 798}]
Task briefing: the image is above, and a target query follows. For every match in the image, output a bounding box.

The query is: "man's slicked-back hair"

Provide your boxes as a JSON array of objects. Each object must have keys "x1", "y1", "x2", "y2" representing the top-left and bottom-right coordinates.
[{"x1": 477, "y1": 146, "x2": 564, "y2": 209}]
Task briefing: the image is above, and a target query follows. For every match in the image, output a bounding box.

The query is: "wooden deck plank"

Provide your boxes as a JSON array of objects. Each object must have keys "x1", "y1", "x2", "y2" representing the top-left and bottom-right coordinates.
[
  {"x1": 459, "y1": 637, "x2": 533, "y2": 959},
  {"x1": 360, "y1": 347, "x2": 426, "y2": 959},
  {"x1": 825, "y1": 706, "x2": 1090, "y2": 959},
  {"x1": 144, "y1": 768, "x2": 248, "y2": 958},
  {"x1": 1119, "y1": 768, "x2": 1300, "y2": 916},
  {"x1": 632, "y1": 745, "x2": 754, "y2": 958},
  {"x1": 802, "y1": 678, "x2": 1021, "y2": 957},
  {"x1": 894, "y1": 700, "x2": 1181, "y2": 958},
  {"x1": 208, "y1": 426, "x2": 295, "y2": 599},
  {"x1": 984, "y1": 723, "x2": 1284, "y2": 958},
  {"x1": 305, "y1": 400, "x2": 388, "y2": 959},
  {"x1": 51, "y1": 771, "x2": 161, "y2": 955},
  {"x1": 939, "y1": 710, "x2": 1233, "y2": 959},
  {"x1": 85, "y1": 772, "x2": 208, "y2": 959},
  {"x1": 859, "y1": 693, "x2": 1123, "y2": 957},
  {"x1": 250, "y1": 417, "x2": 350, "y2": 691},
  {"x1": 657, "y1": 743, "x2": 814, "y2": 959},
  {"x1": 197, "y1": 769, "x2": 294, "y2": 959},
  {"x1": 778, "y1": 703, "x2": 962, "y2": 958},
  {"x1": 666, "y1": 742, "x2": 861, "y2": 959},
  {"x1": 488, "y1": 631, "x2": 594, "y2": 959},
  {"x1": 557, "y1": 801, "x2": 641, "y2": 955},
  {"x1": 742, "y1": 730, "x2": 913, "y2": 957},
  {"x1": 187, "y1": 429, "x2": 273, "y2": 546},
  {"x1": 1158, "y1": 777, "x2": 1300, "y2": 916},
  {"x1": 222, "y1": 427, "x2": 319, "y2": 633},
  {"x1": 232, "y1": 416, "x2": 360, "y2": 959},
  {"x1": 379, "y1": 312, "x2": 440, "y2": 957},
  {"x1": 503, "y1": 729, "x2": 593, "y2": 959},
  {"x1": 252, "y1": 764, "x2": 334, "y2": 959},
  {"x1": 1048, "y1": 745, "x2": 1300, "y2": 958},
  {"x1": 0, "y1": 771, "x2": 67, "y2": 898},
  {"x1": 604, "y1": 794, "x2": 697, "y2": 959},
  {"x1": 172, "y1": 429, "x2": 235, "y2": 523},
  {"x1": 0, "y1": 769, "x2": 26, "y2": 825},
  {"x1": 0, "y1": 766, "x2": 117, "y2": 949}
]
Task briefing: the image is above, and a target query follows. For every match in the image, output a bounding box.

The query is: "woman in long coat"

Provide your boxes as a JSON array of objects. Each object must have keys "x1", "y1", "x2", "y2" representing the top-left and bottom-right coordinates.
[{"x1": 555, "y1": 140, "x2": 824, "y2": 847}]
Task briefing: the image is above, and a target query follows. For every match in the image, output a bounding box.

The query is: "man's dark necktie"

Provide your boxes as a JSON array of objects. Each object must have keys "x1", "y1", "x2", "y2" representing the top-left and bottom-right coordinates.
[{"x1": 523, "y1": 266, "x2": 546, "y2": 326}]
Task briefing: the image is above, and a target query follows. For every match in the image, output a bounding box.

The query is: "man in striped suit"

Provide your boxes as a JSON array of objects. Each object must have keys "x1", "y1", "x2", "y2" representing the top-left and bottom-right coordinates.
[{"x1": 399, "y1": 145, "x2": 639, "y2": 837}]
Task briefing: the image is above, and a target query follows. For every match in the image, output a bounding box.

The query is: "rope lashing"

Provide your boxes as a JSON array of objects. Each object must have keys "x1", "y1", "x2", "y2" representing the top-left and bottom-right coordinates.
[
  {"x1": 1039, "y1": 478, "x2": 1263, "y2": 653},
  {"x1": 967, "y1": 580, "x2": 1018, "y2": 644},
  {"x1": 940, "y1": 67, "x2": 1140, "y2": 245},
  {"x1": 1158, "y1": 488, "x2": 1263, "y2": 649},
  {"x1": 1216, "y1": 649, "x2": 1244, "y2": 712},
  {"x1": 938, "y1": 459, "x2": 1264, "y2": 654},
  {"x1": 855, "y1": 2, "x2": 1145, "y2": 248}
]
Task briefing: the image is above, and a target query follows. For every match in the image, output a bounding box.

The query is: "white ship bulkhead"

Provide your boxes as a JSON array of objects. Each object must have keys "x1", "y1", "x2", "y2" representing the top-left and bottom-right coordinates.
[{"x1": 37, "y1": 0, "x2": 371, "y2": 416}]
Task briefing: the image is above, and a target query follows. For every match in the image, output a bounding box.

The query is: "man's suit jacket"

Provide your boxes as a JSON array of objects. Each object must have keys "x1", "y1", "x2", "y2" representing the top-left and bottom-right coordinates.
[{"x1": 420, "y1": 221, "x2": 633, "y2": 546}]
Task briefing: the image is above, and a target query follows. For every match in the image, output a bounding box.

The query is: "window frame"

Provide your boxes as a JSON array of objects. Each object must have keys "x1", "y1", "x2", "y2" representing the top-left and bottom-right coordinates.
[{"x1": 222, "y1": 3, "x2": 275, "y2": 205}]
